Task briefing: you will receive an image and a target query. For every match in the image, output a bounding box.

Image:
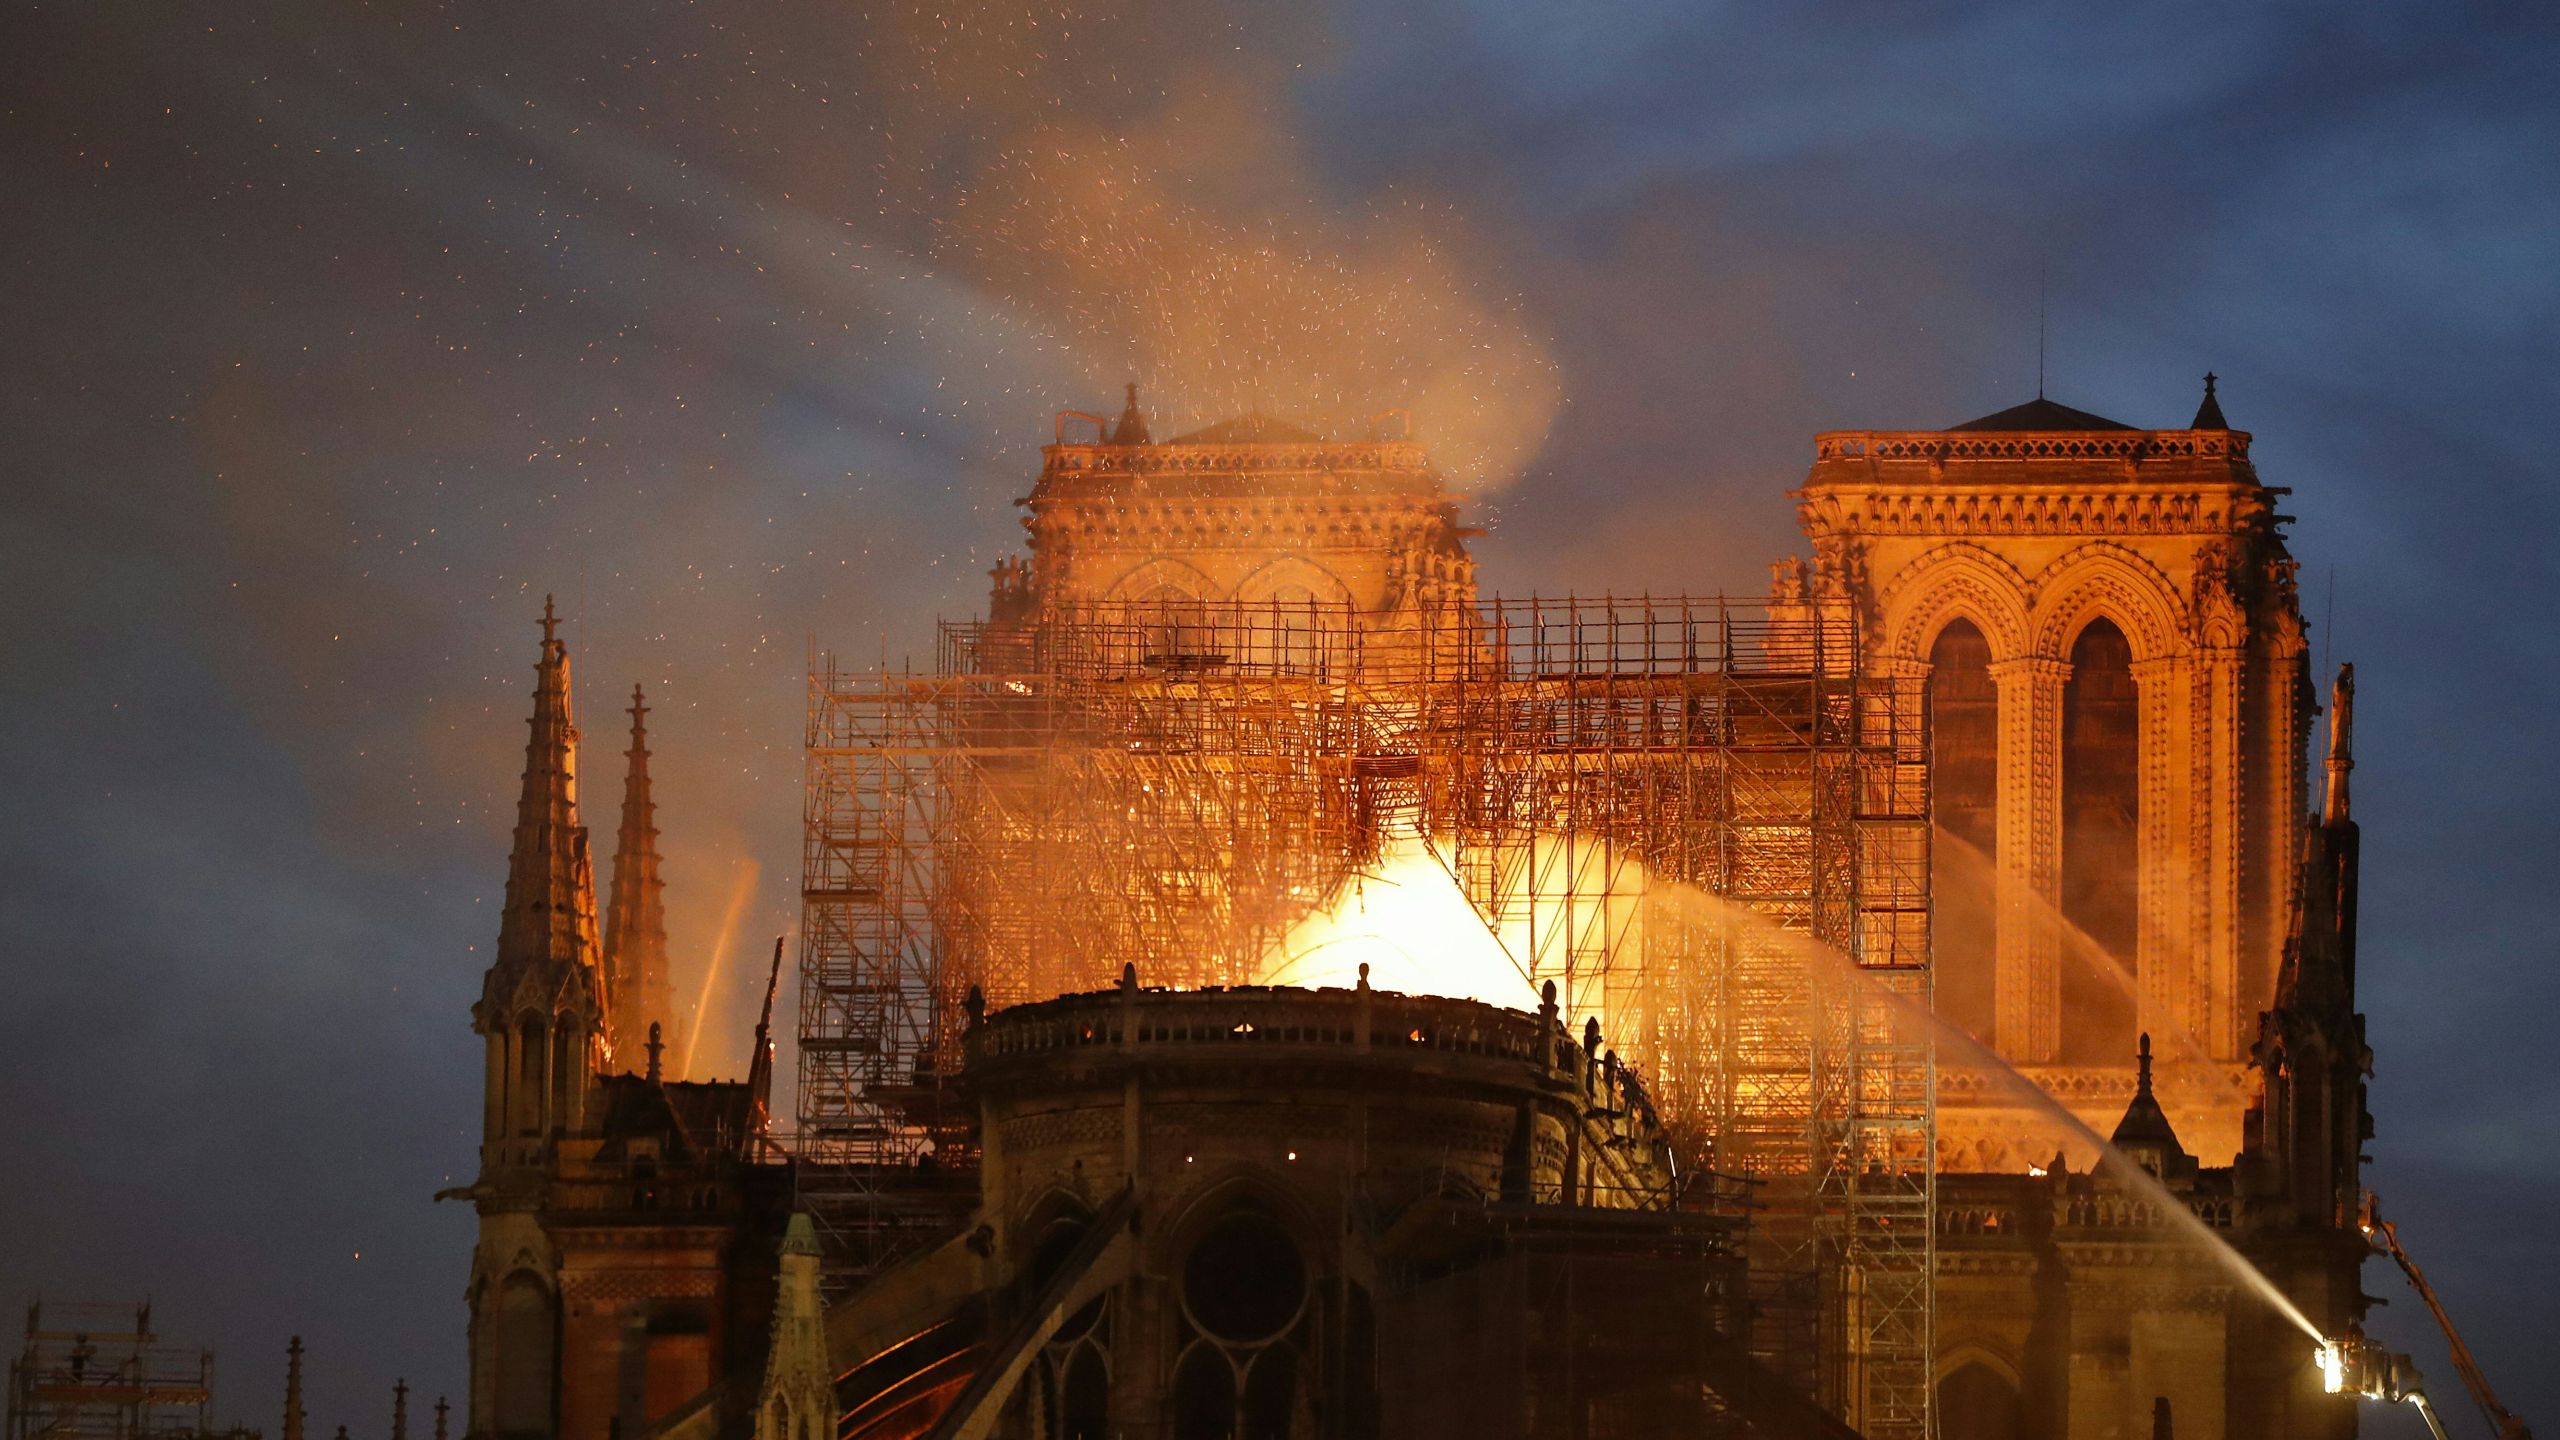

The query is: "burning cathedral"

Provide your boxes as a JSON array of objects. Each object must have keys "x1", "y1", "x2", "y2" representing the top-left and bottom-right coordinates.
[{"x1": 447, "y1": 381, "x2": 2408, "y2": 1440}]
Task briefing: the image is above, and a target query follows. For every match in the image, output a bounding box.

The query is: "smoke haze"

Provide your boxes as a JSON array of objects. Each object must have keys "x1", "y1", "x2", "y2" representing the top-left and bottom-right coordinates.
[{"x1": 4, "y1": 6, "x2": 2556, "y2": 1440}]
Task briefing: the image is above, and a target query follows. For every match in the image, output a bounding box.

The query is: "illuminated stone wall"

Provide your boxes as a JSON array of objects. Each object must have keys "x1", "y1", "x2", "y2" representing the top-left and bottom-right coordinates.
[{"x1": 1790, "y1": 406, "x2": 2315, "y2": 1169}]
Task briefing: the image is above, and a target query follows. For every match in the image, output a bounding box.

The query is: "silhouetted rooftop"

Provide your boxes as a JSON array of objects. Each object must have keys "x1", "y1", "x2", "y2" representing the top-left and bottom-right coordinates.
[
  {"x1": 1167, "y1": 412, "x2": 1326, "y2": 445},
  {"x1": 1948, "y1": 397, "x2": 2137, "y2": 432}
]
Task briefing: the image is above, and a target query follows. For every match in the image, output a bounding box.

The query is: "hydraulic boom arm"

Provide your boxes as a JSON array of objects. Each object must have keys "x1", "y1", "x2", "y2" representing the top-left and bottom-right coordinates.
[{"x1": 2363, "y1": 1192, "x2": 2533, "y2": 1440}]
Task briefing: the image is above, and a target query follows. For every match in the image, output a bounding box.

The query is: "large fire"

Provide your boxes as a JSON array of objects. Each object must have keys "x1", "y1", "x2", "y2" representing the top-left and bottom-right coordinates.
[{"x1": 1255, "y1": 829, "x2": 1642, "y2": 1026}]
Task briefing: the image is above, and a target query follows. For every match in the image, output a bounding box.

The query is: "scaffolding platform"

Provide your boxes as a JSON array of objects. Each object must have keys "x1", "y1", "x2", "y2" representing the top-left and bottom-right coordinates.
[{"x1": 798, "y1": 594, "x2": 1934, "y2": 1436}]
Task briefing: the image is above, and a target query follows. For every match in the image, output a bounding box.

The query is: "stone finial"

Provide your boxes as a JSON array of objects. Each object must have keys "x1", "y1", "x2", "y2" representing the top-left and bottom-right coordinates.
[
  {"x1": 964, "y1": 985, "x2": 986, "y2": 1029},
  {"x1": 2191, "y1": 371, "x2": 2228, "y2": 430},
  {"x1": 1109, "y1": 383, "x2": 1151, "y2": 445},
  {"x1": 645, "y1": 1021, "x2": 664, "y2": 1082},
  {"x1": 391, "y1": 1379, "x2": 408, "y2": 1440}
]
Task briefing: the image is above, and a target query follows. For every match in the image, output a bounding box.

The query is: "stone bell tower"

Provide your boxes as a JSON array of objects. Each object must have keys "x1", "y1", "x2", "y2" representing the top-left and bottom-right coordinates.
[
  {"x1": 1004, "y1": 387, "x2": 1479, "y2": 637},
  {"x1": 1786, "y1": 380, "x2": 2314, "y2": 1164},
  {"x1": 465, "y1": 598, "x2": 612, "y2": 1440}
]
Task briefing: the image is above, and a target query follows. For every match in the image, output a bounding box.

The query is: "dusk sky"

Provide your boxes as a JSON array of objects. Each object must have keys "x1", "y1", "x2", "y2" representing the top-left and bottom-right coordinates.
[{"x1": 4, "y1": 5, "x2": 2555, "y2": 1438}]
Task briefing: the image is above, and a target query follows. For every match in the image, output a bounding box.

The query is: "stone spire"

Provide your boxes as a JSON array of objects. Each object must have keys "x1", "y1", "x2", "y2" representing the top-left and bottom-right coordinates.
[
  {"x1": 2109, "y1": 1033, "x2": 2188, "y2": 1172},
  {"x1": 281, "y1": 1337, "x2": 305, "y2": 1440},
  {"x1": 391, "y1": 1380, "x2": 408, "y2": 1440},
  {"x1": 751, "y1": 1216, "x2": 836, "y2": 1440},
  {"x1": 2191, "y1": 371, "x2": 2229, "y2": 430},
  {"x1": 2323, "y1": 662, "x2": 2354, "y2": 824},
  {"x1": 1108, "y1": 381, "x2": 1151, "y2": 445},
  {"x1": 483, "y1": 597, "x2": 610, "y2": 1037},
  {"x1": 432, "y1": 1399, "x2": 448, "y2": 1440},
  {"x1": 604, "y1": 682, "x2": 674, "y2": 1064},
  {"x1": 747, "y1": 936, "x2": 783, "y2": 1125}
]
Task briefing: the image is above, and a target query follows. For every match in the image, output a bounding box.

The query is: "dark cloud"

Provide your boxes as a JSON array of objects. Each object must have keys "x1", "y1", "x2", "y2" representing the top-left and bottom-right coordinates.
[{"x1": 3, "y1": 2, "x2": 2553, "y2": 1434}]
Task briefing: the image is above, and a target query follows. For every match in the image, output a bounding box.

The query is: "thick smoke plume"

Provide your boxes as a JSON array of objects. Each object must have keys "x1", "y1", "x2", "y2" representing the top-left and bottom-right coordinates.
[{"x1": 863, "y1": 1, "x2": 1560, "y2": 483}]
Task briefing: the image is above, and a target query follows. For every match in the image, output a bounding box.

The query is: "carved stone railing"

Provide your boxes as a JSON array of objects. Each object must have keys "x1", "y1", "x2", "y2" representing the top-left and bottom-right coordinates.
[
  {"x1": 961, "y1": 977, "x2": 1681, "y2": 1166},
  {"x1": 1937, "y1": 1061, "x2": 2256, "y2": 1105},
  {"x1": 1811, "y1": 429, "x2": 2250, "y2": 465},
  {"x1": 1042, "y1": 439, "x2": 1434, "y2": 479},
  {"x1": 967, "y1": 982, "x2": 1563, "y2": 1071}
]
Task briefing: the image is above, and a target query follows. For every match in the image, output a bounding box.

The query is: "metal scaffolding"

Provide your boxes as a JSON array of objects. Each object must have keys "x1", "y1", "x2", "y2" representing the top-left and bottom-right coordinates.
[
  {"x1": 7, "y1": 1304, "x2": 219, "y2": 1440},
  {"x1": 799, "y1": 594, "x2": 1933, "y2": 1436}
]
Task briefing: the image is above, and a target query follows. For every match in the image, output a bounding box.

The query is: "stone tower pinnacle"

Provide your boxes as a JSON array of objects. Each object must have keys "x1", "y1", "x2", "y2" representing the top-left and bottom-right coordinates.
[
  {"x1": 485, "y1": 596, "x2": 611, "y2": 1040},
  {"x1": 473, "y1": 596, "x2": 611, "y2": 1153},
  {"x1": 2192, "y1": 371, "x2": 2230, "y2": 430},
  {"x1": 2324, "y1": 662, "x2": 2355, "y2": 824},
  {"x1": 751, "y1": 1215, "x2": 836, "y2": 1440},
  {"x1": 1108, "y1": 380, "x2": 1151, "y2": 445},
  {"x1": 604, "y1": 681, "x2": 675, "y2": 1066},
  {"x1": 281, "y1": 1337, "x2": 305, "y2": 1440}
]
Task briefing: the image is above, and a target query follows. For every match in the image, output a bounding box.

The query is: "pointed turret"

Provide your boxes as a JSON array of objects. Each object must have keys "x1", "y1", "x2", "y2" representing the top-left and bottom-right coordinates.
[
  {"x1": 474, "y1": 596, "x2": 610, "y2": 1147},
  {"x1": 2191, "y1": 371, "x2": 2229, "y2": 430},
  {"x1": 485, "y1": 597, "x2": 610, "y2": 1029},
  {"x1": 604, "y1": 682, "x2": 675, "y2": 1066},
  {"x1": 747, "y1": 936, "x2": 783, "y2": 1128},
  {"x1": 2109, "y1": 1034, "x2": 2193, "y2": 1179},
  {"x1": 751, "y1": 1216, "x2": 836, "y2": 1440},
  {"x1": 1108, "y1": 381, "x2": 1151, "y2": 445},
  {"x1": 2249, "y1": 660, "x2": 2370, "y2": 1233},
  {"x1": 281, "y1": 1337, "x2": 305, "y2": 1440}
]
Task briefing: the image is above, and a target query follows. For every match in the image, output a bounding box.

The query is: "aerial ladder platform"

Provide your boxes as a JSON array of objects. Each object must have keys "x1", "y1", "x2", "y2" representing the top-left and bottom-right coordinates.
[{"x1": 2328, "y1": 1191, "x2": 2533, "y2": 1440}]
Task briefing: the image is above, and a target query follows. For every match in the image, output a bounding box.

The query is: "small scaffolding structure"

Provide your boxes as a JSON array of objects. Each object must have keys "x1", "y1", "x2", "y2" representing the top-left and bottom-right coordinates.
[
  {"x1": 799, "y1": 594, "x2": 1933, "y2": 1436},
  {"x1": 7, "y1": 1303, "x2": 214, "y2": 1440}
]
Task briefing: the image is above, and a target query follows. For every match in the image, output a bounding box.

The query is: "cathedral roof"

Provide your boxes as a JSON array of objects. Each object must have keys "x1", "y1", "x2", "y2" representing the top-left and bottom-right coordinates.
[
  {"x1": 595, "y1": 1072, "x2": 761, "y2": 1162},
  {"x1": 1167, "y1": 412, "x2": 1326, "y2": 445},
  {"x1": 1948, "y1": 397, "x2": 2137, "y2": 432}
]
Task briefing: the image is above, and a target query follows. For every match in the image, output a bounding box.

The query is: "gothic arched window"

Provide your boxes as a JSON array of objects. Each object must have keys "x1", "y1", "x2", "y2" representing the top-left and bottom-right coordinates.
[
  {"x1": 491, "y1": 1273, "x2": 554, "y2": 1438},
  {"x1": 1138, "y1": 584, "x2": 1210, "y2": 667},
  {"x1": 1929, "y1": 619, "x2": 1998, "y2": 1044},
  {"x1": 2061, "y1": 619, "x2": 2140, "y2": 1063},
  {"x1": 515, "y1": 1020, "x2": 546, "y2": 1137},
  {"x1": 1172, "y1": 1210, "x2": 1310, "y2": 1440},
  {"x1": 1936, "y1": 1361, "x2": 2023, "y2": 1440}
]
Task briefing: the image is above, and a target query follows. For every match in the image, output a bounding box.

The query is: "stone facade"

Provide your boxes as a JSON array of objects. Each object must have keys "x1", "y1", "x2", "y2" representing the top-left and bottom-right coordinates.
[
  {"x1": 1787, "y1": 390, "x2": 2315, "y2": 1168},
  {"x1": 454, "y1": 609, "x2": 794, "y2": 1440},
  {"x1": 818, "y1": 977, "x2": 1781, "y2": 1440},
  {"x1": 1785, "y1": 390, "x2": 2369, "y2": 1440},
  {"x1": 1014, "y1": 395, "x2": 1476, "y2": 639}
]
